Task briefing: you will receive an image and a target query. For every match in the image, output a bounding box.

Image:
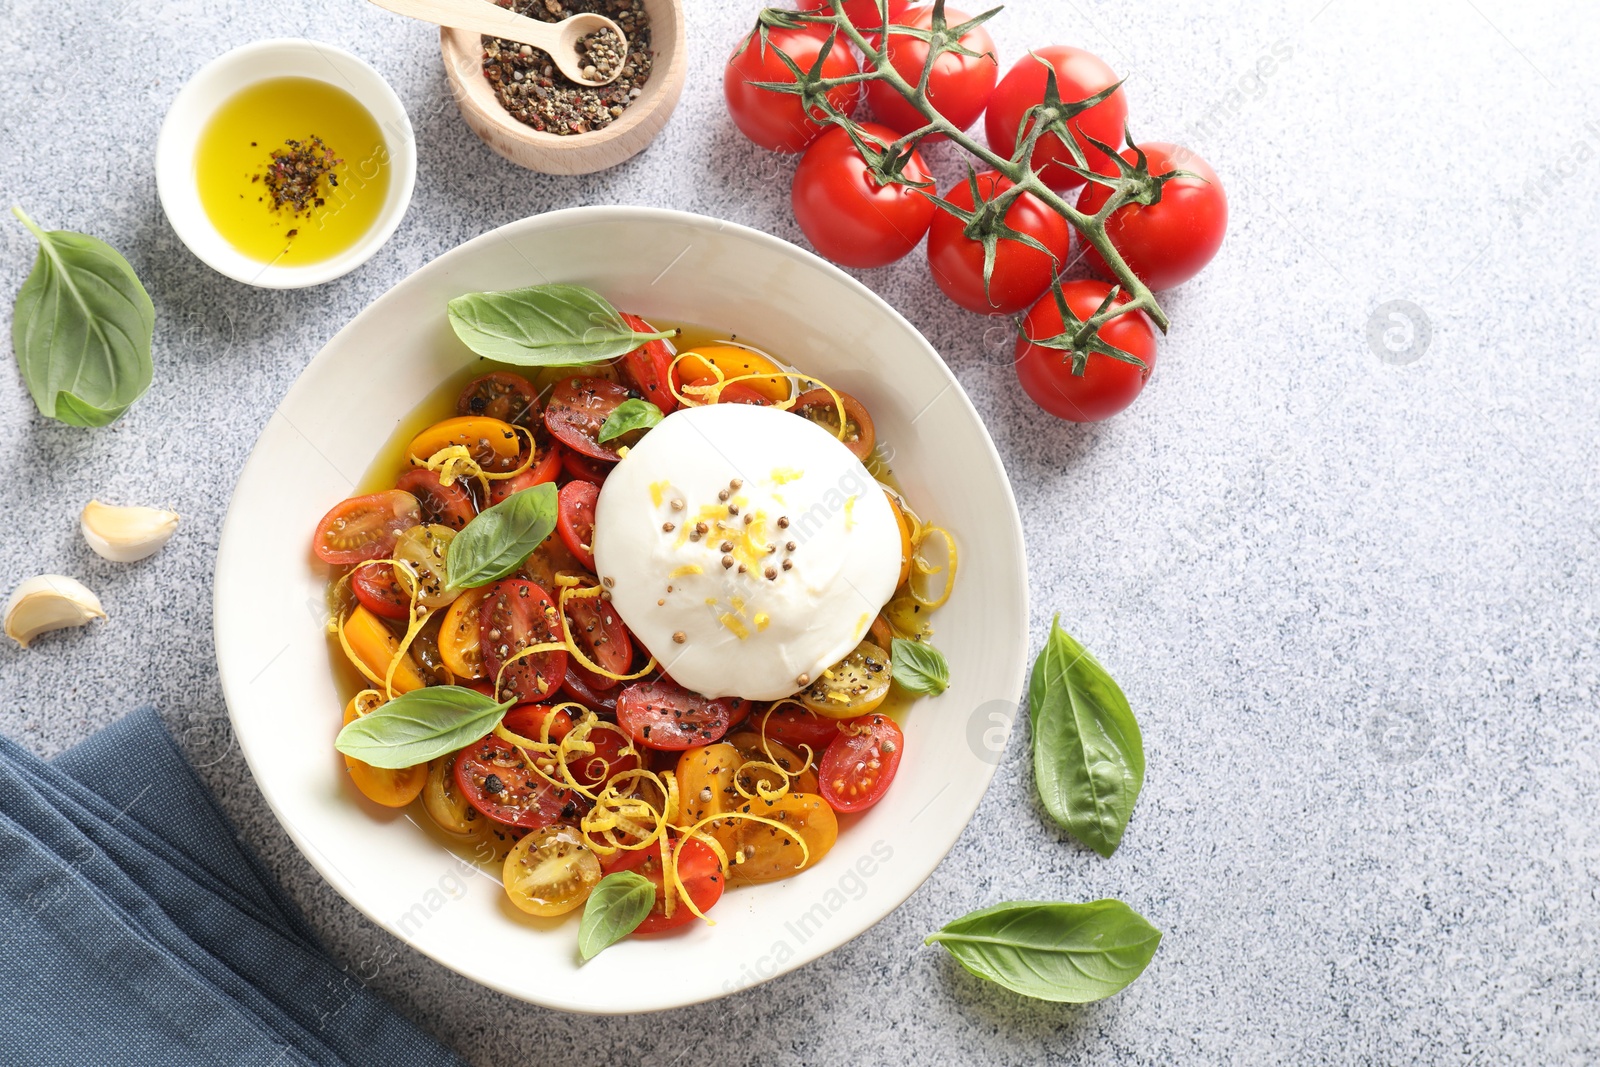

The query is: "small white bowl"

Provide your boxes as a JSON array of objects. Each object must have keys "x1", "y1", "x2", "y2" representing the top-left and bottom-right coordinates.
[{"x1": 156, "y1": 39, "x2": 417, "y2": 289}]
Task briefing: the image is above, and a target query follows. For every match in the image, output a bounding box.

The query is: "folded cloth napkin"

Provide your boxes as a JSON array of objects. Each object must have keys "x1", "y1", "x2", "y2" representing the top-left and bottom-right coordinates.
[{"x1": 0, "y1": 707, "x2": 462, "y2": 1067}]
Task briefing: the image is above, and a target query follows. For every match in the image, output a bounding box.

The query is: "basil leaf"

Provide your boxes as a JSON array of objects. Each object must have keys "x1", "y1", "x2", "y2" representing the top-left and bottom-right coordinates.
[
  {"x1": 447, "y1": 283, "x2": 674, "y2": 367},
  {"x1": 10, "y1": 206, "x2": 153, "y2": 427},
  {"x1": 335, "y1": 685, "x2": 511, "y2": 769},
  {"x1": 446, "y1": 481, "x2": 558, "y2": 591},
  {"x1": 891, "y1": 637, "x2": 949, "y2": 696},
  {"x1": 925, "y1": 899, "x2": 1161, "y2": 1003},
  {"x1": 577, "y1": 871, "x2": 656, "y2": 961},
  {"x1": 1029, "y1": 615, "x2": 1144, "y2": 857},
  {"x1": 597, "y1": 398, "x2": 662, "y2": 443}
]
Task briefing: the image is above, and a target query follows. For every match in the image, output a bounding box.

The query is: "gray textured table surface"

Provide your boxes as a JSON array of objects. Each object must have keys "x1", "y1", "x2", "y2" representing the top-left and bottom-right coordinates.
[{"x1": 3, "y1": 0, "x2": 1597, "y2": 1063}]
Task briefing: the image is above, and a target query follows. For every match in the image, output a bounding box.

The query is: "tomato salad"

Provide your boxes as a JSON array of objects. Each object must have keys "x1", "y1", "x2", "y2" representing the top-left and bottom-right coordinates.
[{"x1": 316, "y1": 312, "x2": 956, "y2": 937}]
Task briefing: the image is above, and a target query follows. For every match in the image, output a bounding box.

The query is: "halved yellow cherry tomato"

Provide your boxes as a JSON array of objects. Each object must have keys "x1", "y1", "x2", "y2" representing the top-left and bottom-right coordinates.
[
  {"x1": 422, "y1": 755, "x2": 479, "y2": 834},
  {"x1": 341, "y1": 697, "x2": 427, "y2": 807},
  {"x1": 407, "y1": 416, "x2": 521, "y2": 471},
  {"x1": 471, "y1": 819, "x2": 524, "y2": 864},
  {"x1": 675, "y1": 742, "x2": 741, "y2": 830},
  {"x1": 801, "y1": 639, "x2": 891, "y2": 719},
  {"x1": 342, "y1": 605, "x2": 427, "y2": 694},
  {"x1": 886, "y1": 491, "x2": 912, "y2": 589},
  {"x1": 722, "y1": 792, "x2": 838, "y2": 885},
  {"x1": 438, "y1": 587, "x2": 488, "y2": 680},
  {"x1": 392, "y1": 524, "x2": 457, "y2": 610},
  {"x1": 885, "y1": 595, "x2": 933, "y2": 640},
  {"x1": 675, "y1": 344, "x2": 791, "y2": 404},
  {"x1": 503, "y1": 825, "x2": 602, "y2": 916}
]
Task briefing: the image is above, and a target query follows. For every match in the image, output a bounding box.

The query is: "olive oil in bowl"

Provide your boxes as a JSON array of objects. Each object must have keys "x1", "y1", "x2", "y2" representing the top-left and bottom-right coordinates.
[{"x1": 195, "y1": 76, "x2": 390, "y2": 267}]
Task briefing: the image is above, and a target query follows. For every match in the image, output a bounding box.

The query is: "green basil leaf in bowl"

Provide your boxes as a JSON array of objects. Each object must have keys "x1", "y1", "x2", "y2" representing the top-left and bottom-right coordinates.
[
  {"x1": 1030, "y1": 615, "x2": 1144, "y2": 857},
  {"x1": 577, "y1": 871, "x2": 657, "y2": 962},
  {"x1": 10, "y1": 206, "x2": 154, "y2": 427},
  {"x1": 446, "y1": 481, "x2": 559, "y2": 591},
  {"x1": 448, "y1": 283, "x2": 674, "y2": 367},
  {"x1": 891, "y1": 637, "x2": 949, "y2": 696},
  {"x1": 926, "y1": 899, "x2": 1161, "y2": 1003},
  {"x1": 334, "y1": 685, "x2": 512, "y2": 769},
  {"x1": 597, "y1": 398, "x2": 663, "y2": 443}
]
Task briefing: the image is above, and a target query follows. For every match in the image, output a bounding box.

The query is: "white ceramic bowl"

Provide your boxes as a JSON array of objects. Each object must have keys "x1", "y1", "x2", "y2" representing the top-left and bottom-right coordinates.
[
  {"x1": 156, "y1": 38, "x2": 417, "y2": 288},
  {"x1": 214, "y1": 207, "x2": 1028, "y2": 1013}
]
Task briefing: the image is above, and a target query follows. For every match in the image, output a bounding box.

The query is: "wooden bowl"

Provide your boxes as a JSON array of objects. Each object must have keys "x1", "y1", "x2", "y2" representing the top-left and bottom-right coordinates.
[{"x1": 440, "y1": 0, "x2": 685, "y2": 175}]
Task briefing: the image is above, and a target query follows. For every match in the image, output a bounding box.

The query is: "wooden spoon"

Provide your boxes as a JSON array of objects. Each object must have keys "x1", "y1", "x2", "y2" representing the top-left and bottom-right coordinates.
[{"x1": 367, "y1": 0, "x2": 627, "y2": 86}]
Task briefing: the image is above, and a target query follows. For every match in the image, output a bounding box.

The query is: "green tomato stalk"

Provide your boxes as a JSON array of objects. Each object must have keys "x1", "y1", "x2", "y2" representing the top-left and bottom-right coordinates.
[{"x1": 751, "y1": 0, "x2": 1189, "y2": 370}]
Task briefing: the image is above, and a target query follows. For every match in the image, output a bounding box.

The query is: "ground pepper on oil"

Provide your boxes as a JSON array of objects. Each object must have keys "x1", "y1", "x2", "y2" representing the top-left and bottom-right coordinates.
[{"x1": 259, "y1": 135, "x2": 342, "y2": 216}]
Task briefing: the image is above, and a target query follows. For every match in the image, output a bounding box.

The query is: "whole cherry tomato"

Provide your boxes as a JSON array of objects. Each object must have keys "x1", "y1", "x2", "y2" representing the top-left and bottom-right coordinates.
[
  {"x1": 1076, "y1": 143, "x2": 1228, "y2": 291},
  {"x1": 864, "y1": 4, "x2": 998, "y2": 139},
  {"x1": 1014, "y1": 280, "x2": 1158, "y2": 422},
  {"x1": 791, "y1": 122, "x2": 935, "y2": 268},
  {"x1": 725, "y1": 24, "x2": 861, "y2": 153},
  {"x1": 926, "y1": 171, "x2": 1071, "y2": 314},
  {"x1": 984, "y1": 46, "x2": 1127, "y2": 191}
]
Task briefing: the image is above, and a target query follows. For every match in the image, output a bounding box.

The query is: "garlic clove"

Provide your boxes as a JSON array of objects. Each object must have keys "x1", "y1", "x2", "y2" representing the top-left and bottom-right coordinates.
[
  {"x1": 5, "y1": 575, "x2": 107, "y2": 648},
  {"x1": 81, "y1": 499, "x2": 180, "y2": 563}
]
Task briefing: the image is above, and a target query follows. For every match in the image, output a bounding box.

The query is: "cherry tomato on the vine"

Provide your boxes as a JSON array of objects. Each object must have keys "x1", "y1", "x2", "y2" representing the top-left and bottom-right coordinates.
[
  {"x1": 864, "y1": 5, "x2": 998, "y2": 139},
  {"x1": 1076, "y1": 143, "x2": 1228, "y2": 291},
  {"x1": 791, "y1": 122, "x2": 935, "y2": 268},
  {"x1": 797, "y1": 0, "x2": 912, "y2": 30},
  {"x1": 927, "y1": 171, "x2": 1071, "y2": 314},
  {"x1": 1014, "y1": 280, "x2": 1158, "y2": 423},
  {"x1": 725, "y1": 24, "x2": 862, "y2": 153},
  {"x1": 985, "y1": 46, "x2": 1127, "y2": 192}
]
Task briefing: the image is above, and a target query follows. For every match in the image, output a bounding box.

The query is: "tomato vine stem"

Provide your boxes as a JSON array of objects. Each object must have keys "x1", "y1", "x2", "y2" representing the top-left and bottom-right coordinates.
[{"x1": 751, "y1": 0, "x2": 1171, "y2": 367}]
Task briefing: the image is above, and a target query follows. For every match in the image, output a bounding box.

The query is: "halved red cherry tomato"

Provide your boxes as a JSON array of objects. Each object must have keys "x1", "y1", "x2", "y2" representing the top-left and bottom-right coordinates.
[
  {"x1": 605, "y1": 837, "x2": 725, "y2": 934},
  {"x1": 394, "y1": 468, "x2": 477, "y2": 530},
  {"x1": 567, "y1": 723, "x2": 640, "y2": 789},
  {"x1": 453, "y1": 734, "x2": 586, "y2": 829},
  {"x1": 619, "y1": 313, "x2": 678, "y2": 414},
  {"x1": 616, "y1": 680, "x2": 741, "y2": 751},
  {"x1": 819, "y1": 712, "x2": 903, "y2": 813},
  {"x1": 790, "y1": 387, "x2": 876, "y2": 460},
  {"x1": 313, "y1": 490, "x2": 420, "y2": 565},
  {"x1": 556, "y1": 479, "x2": 600, "y2": 571},
  {"x1": 351, "y1": 562, "x2": 411, "y2": 620},
  {"x1": 561, "y1": 661, "x2": 620, "y2": 713},
  {"x1": 502, "y1": 704, "x2": 573, "y2": 743},
  {"x1": 562, "y1": 592, "x2": 633, "y2": 686},
  {"x1": 457, "y1": 371, "x2": 541, "y2": 429},
  {"x1": 544, "y1": 377, "x2": 631, "y2": 461},
  {"x1": 479, "y1": 579, "x2": 568, "y2": 703},
  {"x1": 560, "y1": 447, "x2": 613, "y2": 485},
  {"x1": 488, "y1": 444, "x2": 562, "y2": 505},
  {"x1": 755, "y1": 703, "x2": 842, "y2": 753},
  {"x1": 684, "y1": 376, "x2": 772, "y2": 406}
]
